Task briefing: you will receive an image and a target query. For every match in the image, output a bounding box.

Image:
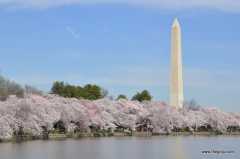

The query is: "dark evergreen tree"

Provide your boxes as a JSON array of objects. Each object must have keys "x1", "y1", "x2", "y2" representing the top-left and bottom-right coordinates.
[
  {"x1": 117, "y1": 94, "x2": 127, "y2": 100},
  {"x1": 51, "y1": 81, "x2": 105, "y2": 100},
  {"x1": 132, "y1": 90, "x2": 152, "y2": 102}
]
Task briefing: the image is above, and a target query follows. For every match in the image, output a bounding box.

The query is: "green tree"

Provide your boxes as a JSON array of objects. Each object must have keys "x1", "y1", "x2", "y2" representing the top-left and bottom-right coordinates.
[
  {"x1": 132, "y1": 90, "x2": 152, "y2": 102},
  {"x1": 62, "y1": 85, "x2": 77, "y2": 98},
  {"x1": 117, "y1": 94, "x2": 127, "y2": 100},
  {"x1": 51, "y1": 81, "x2": 65, "y2": 96},
  {"x1": 83, "y1": 84, "x2": 102, "y2": 100},
  {"x1": 50, "y1": 81, "x2": 105, "y2": 100}
]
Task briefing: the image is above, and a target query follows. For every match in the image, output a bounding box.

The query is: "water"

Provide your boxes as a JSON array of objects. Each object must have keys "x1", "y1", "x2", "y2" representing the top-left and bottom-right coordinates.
[{"x1": 0, "y1": 136, "x2": 239, "y2": 159}]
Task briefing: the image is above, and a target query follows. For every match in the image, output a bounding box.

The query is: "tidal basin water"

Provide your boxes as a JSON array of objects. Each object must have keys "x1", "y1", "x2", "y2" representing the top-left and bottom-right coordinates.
[{"x1": 0, "y1": 136, "x2": 239, "y2": 159}]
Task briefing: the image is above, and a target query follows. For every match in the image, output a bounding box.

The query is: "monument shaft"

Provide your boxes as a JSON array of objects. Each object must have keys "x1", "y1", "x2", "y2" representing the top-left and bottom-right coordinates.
[{"x1": 170, "y1": 19, "x2": 184, "y2": 108}]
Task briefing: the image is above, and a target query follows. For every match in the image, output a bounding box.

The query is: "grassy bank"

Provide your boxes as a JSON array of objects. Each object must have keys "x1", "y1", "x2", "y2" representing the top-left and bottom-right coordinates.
[{"x1": 2, "y1": 131, "x2": 240, "y2": 143}]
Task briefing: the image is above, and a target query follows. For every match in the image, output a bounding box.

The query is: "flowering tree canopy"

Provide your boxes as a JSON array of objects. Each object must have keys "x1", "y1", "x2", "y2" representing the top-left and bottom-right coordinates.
[{"x1": 0, "y1": 94, "x2": 239, "y2": 139}]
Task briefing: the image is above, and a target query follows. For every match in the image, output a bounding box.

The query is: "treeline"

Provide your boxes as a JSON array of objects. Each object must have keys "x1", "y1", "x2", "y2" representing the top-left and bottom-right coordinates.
[
  {"x1": 0, "y1": 75, "x2": 152, "y2": 102},
  {"x1": 0, "y1": 75, "x2": 42, "y2": 101},
  {"x1": 51, "y1": 81, "x2": 152, "y2": 102},
  {"x1": 51, "y1": 81, "x2": 108, "y2": 100},
  {"x1": 0, "y1": 76, "x2": 24, "y2": 100},
  {"x1": 117, "y1": 90, "x2": 152, "y2": 102}
]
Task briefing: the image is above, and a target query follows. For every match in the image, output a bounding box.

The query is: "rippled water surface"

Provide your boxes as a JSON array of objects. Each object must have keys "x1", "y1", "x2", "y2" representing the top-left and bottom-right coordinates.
[{"x1": 0, "y1": 136, "x2": 239, "y2": 159}]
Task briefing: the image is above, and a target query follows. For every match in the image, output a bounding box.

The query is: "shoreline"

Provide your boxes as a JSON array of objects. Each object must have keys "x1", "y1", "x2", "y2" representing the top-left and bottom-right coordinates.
[
  {"x1": 1, "y1": 94, "x2": 240, "y2": 144},
  {"x1": 1, "y1": 131, "x2": 240, "y2": 143}
]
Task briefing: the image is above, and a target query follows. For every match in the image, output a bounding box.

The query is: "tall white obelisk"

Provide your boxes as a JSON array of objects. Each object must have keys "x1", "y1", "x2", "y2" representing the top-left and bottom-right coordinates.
[{"x1": 170, "y1": 18, "x2": 184, "y2": 108}]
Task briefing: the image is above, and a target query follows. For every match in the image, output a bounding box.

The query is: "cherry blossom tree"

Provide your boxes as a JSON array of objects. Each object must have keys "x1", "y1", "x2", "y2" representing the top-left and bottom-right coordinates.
[{"x1": 0, "y1": 94, "x2": 239, "y2": 139}]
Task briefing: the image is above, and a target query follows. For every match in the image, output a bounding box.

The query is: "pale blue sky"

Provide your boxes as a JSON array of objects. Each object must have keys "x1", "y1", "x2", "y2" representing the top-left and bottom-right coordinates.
[{"x1": 0, "y1": 1, "x2": 239, "y2": 112}]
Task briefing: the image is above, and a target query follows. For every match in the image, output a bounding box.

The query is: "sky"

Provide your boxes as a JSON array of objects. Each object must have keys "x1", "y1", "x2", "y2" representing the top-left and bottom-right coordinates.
[{"x1": 0, "y1": 0, "x2": 239, "y2": 112}]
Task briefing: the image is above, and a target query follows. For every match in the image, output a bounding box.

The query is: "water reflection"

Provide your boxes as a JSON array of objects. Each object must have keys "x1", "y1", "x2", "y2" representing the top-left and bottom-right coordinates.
[
  {"x1": 172, "y1": 137, "x2": 188, "y2": 159},
  {"x1": 0, "y1": 136, "x2": 239, "y2": 159}
]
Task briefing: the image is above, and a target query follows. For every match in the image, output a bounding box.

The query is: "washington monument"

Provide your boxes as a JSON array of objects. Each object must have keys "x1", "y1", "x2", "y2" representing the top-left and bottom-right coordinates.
[{"x1": 170, "y1": 18, "x2": 184, "y2": 108}]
